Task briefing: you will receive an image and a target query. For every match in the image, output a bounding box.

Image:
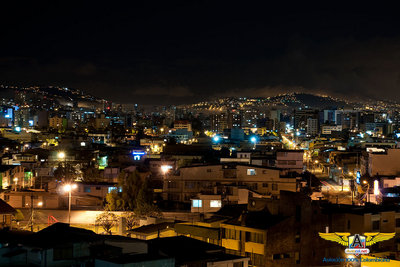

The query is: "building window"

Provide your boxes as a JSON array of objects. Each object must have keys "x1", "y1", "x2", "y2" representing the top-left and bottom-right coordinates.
[
  {"x1": 295, "y1": 252, "x2": 300, "y2": 264},
  {"x1": 262, "y1": 170, "x2": 267, "y2": 174},
  {"x1": 4, "y1": 195, "x2": 10, "y2": 202},
  {"x1": 108, "y1": 187, "x2": 117, "y2": 193},
  {"x1": 185, "y1": 181, "x2": 195, "y2": 189},
  {"x1": 295, "y1": 231, "x2": 300, "y2": 243},
  {"x1": 247, "y1": 169, "x2": 256, "y2": 175},
  {"x1": 207, "y1": 169, "x2": 212, "y2": 172},
  {"x1": 372, "y1": 220, "x2": 380, "y2": 231},
  {"x1": 272, "y1": 183, "x2": 278, "y2": 191},
  {"x1": 396, "y1": 218, "x2": 400, "y2": 228},
  {"x1": 96, "y1": 186, "x2": 101, "y2": 190},
  {"x1": 233, "y1": 262, "x2": 244, "y2": 267},
  {"x1": 192, "y1": 199, "x2": 202, "y2": 208},
  {"x1": 210, "y1": 200, "x2": 222, "y2": 208},
  {"x1": 224, "y1": 228, "x2": 239, "y2": 240},
  {"x1": 262, "y1": 183, "x2": 268, "y2": 188},
  {"x1": 246, "y1": 232, "x2": 263, "y2": 244},
  {"x1": 168, "y1": 181, "x2": 178, "y2": 188},
  {"x1": 249, "y1": 183, "x2": 258, "y2": 190},
  {"x1": 84, "y1": 186, "x2": 91, "y2": 193}
]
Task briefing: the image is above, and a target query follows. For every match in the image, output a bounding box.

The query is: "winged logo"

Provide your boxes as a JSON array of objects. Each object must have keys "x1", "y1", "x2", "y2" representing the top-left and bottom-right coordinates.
[
  {"x1": 319, "y1": 232, "x2": 395, "y2": 247},
  {"x1": 363, "y1": 232, "x2": 395, "y2": 246},
  {"x1": 318, "y1": 232, "x2": 351, "y2": 246}
]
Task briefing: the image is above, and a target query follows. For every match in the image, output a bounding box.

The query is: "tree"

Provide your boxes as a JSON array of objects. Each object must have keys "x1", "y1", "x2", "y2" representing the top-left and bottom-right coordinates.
[
  {"x1": 53, "y1": 162, "x2": 79, "y2": 182},
  {"x1": 134, "y1": 179, "x2": 162, "y2": 218},
  {"x1": 105, "y1": 170, "x2": 161, "y2": 218},
  {"x1": 105, "y1": 170, "x2": 142, "y2": 211},
  {"x1": 123, "y1": 212, "x2": 139, "y2": 231},
  {"x1": 105, "y1": 190, "x2": 124, "y2": 211},
  {"x1": 96, "y1": 212, "x2": 118, "y2": 235}
]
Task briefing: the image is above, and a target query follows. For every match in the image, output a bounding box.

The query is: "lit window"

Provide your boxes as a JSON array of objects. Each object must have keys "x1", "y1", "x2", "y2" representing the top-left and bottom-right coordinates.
[
  {"x1": 108, "y1": 187, "x2": 117, "y2": 193},
  {"x1": 210, "y1": 200, "x2": 221, "y2": 208},
  {"x1": 247, "y1": 169, "x2": 256, "y2": 175},
  {"x1": 192, "y1": 199, "x2": 202, "y2": 208}
]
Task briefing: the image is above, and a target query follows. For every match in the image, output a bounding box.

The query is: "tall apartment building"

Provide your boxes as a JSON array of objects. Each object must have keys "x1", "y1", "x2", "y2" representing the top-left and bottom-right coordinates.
[
  {"x1": 210, "y1": 113, "x2": 228, "y2": 133},
  {"x1": 306, "y1": 118, "x2": 318, "y2": 136},
  {"x1": 174, "y1": 120, "x2": 192, "y2": 131}
]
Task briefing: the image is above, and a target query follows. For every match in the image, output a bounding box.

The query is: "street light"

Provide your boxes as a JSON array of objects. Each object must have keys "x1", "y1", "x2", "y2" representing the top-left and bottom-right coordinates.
[
  {"x1": 13, "y1": 178, "x2": 18, "y2": 191},
  {"x1": 63, "y1": 183, "x2": 77, "y2": 224},
  {"x1": 58, "y1": 151, "x2": 66, "y2": 159},
  {"x1": 161, "y1": 165, "x2": 172, "y2": 175}
]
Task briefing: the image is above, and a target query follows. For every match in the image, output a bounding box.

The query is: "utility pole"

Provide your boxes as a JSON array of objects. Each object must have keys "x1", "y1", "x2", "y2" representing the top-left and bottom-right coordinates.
[{"x1": 30, "y1": 194, "x2": 33, "y2": 232}]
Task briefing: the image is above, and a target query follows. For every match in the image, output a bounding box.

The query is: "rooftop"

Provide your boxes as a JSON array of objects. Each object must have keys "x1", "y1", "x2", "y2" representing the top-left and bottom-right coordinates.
[{"x1": 0, "y1": 199, "x2": 16, "y2": 214}]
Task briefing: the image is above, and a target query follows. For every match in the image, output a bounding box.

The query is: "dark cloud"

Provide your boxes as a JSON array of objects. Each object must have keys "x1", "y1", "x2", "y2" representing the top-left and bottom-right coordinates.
[{"x1": 1, "y1": 2, "x2": 400, "y2": 104}]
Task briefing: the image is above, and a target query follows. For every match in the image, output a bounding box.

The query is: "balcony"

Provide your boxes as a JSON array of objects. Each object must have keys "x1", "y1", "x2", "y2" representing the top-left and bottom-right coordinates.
[
  {"x1": 245, "y1": 242, "x2": 264, "y2": 255},
  {"x1": 222, "y1": 238, "x2": 240, "y2": 251}
]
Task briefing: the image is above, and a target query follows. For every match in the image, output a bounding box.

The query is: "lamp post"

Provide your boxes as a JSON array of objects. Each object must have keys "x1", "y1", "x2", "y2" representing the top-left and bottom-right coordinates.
[
  {"x1": 63, "y1": 183, "x2": 77, "y2": 225},
  {"x1": 30, "y1": 195, "x2": 43, "y2": 232},
  {"x1": 313, "y1": 160, "x2": 319, "y2": 174},
  {"x1": 13, "y1": 178, "x2": 18, "y2": 191},
  {"x1": 250, "y1": 136, "x2": 257, "y2": 149}
]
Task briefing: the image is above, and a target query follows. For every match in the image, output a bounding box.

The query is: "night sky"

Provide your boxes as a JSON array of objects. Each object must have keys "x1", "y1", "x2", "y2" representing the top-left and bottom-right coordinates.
[{"x1": 1, "y1": 1, "x2": 400, "y2": 105}]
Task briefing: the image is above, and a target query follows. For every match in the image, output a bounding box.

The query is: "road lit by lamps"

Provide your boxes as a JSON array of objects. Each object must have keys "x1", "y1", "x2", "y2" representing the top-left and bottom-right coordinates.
[{"x1": 63, "y1": 183, "x2": 77, "y2": 224}]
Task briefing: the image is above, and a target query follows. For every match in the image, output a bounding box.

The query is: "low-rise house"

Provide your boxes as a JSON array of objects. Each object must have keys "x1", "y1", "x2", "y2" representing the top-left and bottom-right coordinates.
[
  {"x1": 1, "y1": 190, "x2": 60, "y2": 209},
  {"x1": 0, "y1": 199, "x2": 16, "y2": 229},
  {"x1": 0, "y1": 165, "x2": 25, "y2": 190},
  {"x1": 163, "y1": 164, "x2": 300, "y2": 204},
  {"x1": 128, "y1": 222, "x2": 177, "y2": 240}
]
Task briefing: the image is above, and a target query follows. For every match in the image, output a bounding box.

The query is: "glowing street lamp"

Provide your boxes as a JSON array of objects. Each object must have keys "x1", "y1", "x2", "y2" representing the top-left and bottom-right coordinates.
[
  {"x1": 58, "y1": 151, "x2": 66, "y2": 159},
  {"x1": 213, "y1": 136, "x2": 220, "y2": 143},
  {"x1": 250, "y1": 136, "x2": 257, "y2": 143},
  {"x1": 63, "y1": 183, "x2": 77, "y2": 224},
  {"x1": 161, "y1": 165, "x2": 172, "y2": 177}
]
